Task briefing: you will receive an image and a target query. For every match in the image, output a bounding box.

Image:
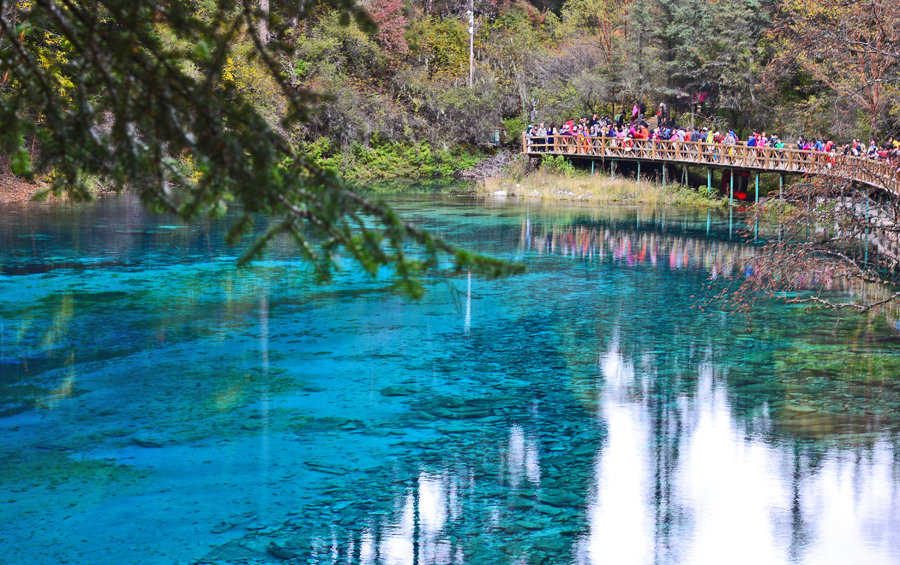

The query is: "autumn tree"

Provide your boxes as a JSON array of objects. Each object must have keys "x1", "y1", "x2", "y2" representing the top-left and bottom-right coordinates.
[
  {"x1": 560, "y1": 0, "x2": 625, "y2": 67},
  {"x1": 718, "y1": 162, "x2": 900, "y2": 315},
  {"x1": 774, "y1": 0, "x2": 900, "y2": 138},
  {"x1": 365, "y1": 0, "x2": 408, "y2": 55}
]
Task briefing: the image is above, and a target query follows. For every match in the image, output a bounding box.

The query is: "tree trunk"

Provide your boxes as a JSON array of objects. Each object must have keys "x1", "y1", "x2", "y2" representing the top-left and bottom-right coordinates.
[
  {"x1": 467, "y1": 0, "x2": 474, "y2": 88},
  {"x1": 259, "y1": 0, "x2": 269, "y2": 46},
  {"x1": 690, "y1": 95, "x2": 695, "y2": 130}
]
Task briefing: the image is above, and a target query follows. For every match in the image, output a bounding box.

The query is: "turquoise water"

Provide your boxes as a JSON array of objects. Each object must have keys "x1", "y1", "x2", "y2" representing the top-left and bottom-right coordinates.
[{"x1": 1, "y1": 195, "x2": 899, "y2": 565}]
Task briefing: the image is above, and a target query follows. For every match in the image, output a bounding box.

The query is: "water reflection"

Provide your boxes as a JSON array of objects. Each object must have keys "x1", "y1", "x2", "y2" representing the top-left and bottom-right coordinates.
[
  {"x1": 300, "y1": 338, "x2": 898, "y2": 565},
  {"x1": 506, "y1": 424, "x2": 540, "y2": 489},
  {"x1": 520, "y1": 218, "x2": 756, "y2": 277},
  {"x1": 1, "y1": 196, "x2": 899, "y2": 564},
  {"x1": 580, "y1": 340, "x2": 653, "y2": 565}
]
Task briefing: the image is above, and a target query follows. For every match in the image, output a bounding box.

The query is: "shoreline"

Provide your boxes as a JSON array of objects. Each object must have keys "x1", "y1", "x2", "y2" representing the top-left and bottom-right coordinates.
[
  {"x1": 1, "y1": 171, "x2": 729, "y2": 209},
  {"x1": 0, "y1": 173, "x2": 44, "y2": 204},
  {"x1": 474, "y1": 172, "x2": 727, "y2": 208}
]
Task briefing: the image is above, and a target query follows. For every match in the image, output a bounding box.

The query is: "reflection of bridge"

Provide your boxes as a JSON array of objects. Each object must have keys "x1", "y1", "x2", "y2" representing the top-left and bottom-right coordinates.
[
  {"x1": 522, "y1": 135, "x2": 900, "y2": 196},
  {"x1": 521, "y1": 219, "x2": 759, "y2": 280}
]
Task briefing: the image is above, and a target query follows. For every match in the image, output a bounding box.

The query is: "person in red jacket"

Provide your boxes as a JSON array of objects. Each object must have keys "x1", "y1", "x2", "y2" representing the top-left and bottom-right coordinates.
[{"x1": 634, "y1": 124, "x2": 649, "y2": 140}]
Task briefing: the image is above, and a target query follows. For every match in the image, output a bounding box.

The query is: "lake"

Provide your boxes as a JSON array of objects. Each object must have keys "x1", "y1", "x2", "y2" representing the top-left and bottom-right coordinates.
[{"x1": 1, "y1": 194, "x2": 899, "y2": 565}]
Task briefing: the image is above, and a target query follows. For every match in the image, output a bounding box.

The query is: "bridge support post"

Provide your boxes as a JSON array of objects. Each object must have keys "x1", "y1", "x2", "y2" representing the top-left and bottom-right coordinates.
[
  {"x1": 755, "y1": 173, "x2": 759, "y2": 203},
  {"x1": 730, "y1": 171, "x2": 734, "y2": 206},
  {"x1": 729, "y1": 207, "x2": 733, "y2": 239},
  {"x1": 779, "y1": 174, "x2": 784, "y2": 199},
  {"x1": 707, "y1": 169, "x2": 711, "y2": 195},
  {"x1": 662, "y1": 164, "x2": 666, "y2": 186},
  {"x1": 591, "y1": 160, "x2": 595, "y2": 175},
  {"x1": 637, "y1": 162, "x2": 641, "y2": 182},
  {"x1": 611, "y1": 160, "x2": 615, "y2": 177}
]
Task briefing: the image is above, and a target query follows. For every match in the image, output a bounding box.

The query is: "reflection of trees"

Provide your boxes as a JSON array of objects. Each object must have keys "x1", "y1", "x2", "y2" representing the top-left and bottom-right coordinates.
[
  {"x1": 516, "y1": 210, "x2": 763, "y2": 287},
  {"x1": 0, "y1": 198, "x2": 321, "y2": 419},
  {"x1": 235, "y1": 274, "x2": 898, "y2": 563},
  {"x1": 525, "y1": 210, "x2": 900, "y2": 564},
  {"x1": 8, "y1": 198, "x2": 898, "y2": 563},
  {"x1": 270, "y1": 342, "x2": 899, "y2": 564}
]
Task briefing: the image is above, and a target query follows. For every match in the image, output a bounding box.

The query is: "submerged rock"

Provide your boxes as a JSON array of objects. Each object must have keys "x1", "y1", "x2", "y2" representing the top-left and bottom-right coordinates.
[
  {"x1": 266, "y1": 542, "x2": 299, "y2": 561},
  {"x1": 131, "y1": 433, "x2": 172, "y2": 448},
  {"x1": 379, "y1": 384, "x2": 419, "y2": 397}
]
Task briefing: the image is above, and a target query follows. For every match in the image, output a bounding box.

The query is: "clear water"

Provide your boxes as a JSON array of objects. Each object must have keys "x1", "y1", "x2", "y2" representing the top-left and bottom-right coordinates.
[{"x1": 1, "y1": 195, "x2": 899, "y2": 565}]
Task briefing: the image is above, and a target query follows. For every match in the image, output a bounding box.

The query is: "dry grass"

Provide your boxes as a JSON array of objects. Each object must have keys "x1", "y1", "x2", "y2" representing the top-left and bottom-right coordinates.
[{"x1": 478, "y1": 171, "x2": 725, "y2": 208}]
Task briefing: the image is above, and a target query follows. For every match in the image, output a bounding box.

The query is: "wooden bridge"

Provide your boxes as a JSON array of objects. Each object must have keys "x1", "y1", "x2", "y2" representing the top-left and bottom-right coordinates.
[{"x1": 522, "y1": 134, "x2": 900, "y2": 198}]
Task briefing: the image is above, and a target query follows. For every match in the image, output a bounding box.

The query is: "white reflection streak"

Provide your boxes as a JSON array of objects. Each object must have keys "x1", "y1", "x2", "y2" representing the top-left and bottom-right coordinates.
[
  {"x1": 525, "y1": 438, "x2": 541, "y2": 487},
  {"x1": 346, "y1": 535, "x2": 355, "y2": 565},
  {"x1": 800, "y1": 442, "x2": 900, "y2": 565},
  {"x1": 508, "y1": 425, "x2": 525, "y2": 489},
  {"x1": 448, "y1": 477, "x2": 460, "y2": 521},
  {"x1": 359, "y1": 528, "x2": 375, "y2": 565},
  {"x1": 507, "y1": 425, "x2": 541, "y2": 489},
  {"x1": 464, "y1": 272, "x2": 471, "y2": 336},
  {"x1": 678, "y1": 363, "x2": 788, "y2": 565},
  {"x1": 259, "y1": 288, "x2": 270, "y2": 511},
  {"x1": 380, "y1": 492, "x2": 415, "y2": 565},
  {"x1": 418, "y1": 472, "x2": 452, "y2": 564},
  {"x1": 585, "y1": 345, "x2": 653, "y2": 565}
]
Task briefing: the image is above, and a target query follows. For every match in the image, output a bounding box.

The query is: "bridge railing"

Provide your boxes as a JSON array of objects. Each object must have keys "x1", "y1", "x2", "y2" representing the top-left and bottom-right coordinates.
[{"x1": 522, "y1": 134, "x2": 900, "y2": 194}]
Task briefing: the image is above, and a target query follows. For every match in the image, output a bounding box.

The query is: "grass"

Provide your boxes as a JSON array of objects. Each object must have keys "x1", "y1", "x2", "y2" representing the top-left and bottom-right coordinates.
[{"x1": 479, "y1": 170, "x2": 727, "y2": 208}]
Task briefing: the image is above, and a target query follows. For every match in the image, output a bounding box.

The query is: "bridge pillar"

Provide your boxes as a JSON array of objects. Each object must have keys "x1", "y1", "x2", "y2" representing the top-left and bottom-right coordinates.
[
  {"x1": 662, "y1": 164, "x2": 666, "y2": 186},
  {"x1": 591, "y1": 160, "x2": 594, "y2": 175},
  {"x1": 611, "y1": 160, "x2": 615, "y2": 177},
  {"x1": 779, "y1": 174, "x2": 784, "y2": 199},
  {"x1": 637, "y1": 162, "x2": 641, "y2": 182},
  {"x1": 755, "y1": 173, "x2": 759, "y2": 203},
  {"x1": 707, "y1": 169, "x2": 711, "y2": 195}
]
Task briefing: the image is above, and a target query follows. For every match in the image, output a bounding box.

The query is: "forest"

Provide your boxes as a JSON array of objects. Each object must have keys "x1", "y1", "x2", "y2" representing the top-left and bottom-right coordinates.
[
  {"x1": 233, "y1": 0, "x2": 898, "y2": 180},
  {"x1": 1, "y1": 0, "x2": 898, "y2": 182}
]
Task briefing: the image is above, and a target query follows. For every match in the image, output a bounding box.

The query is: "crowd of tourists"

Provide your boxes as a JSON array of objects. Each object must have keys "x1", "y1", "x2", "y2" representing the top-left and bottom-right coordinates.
[{"x1": 525, "y1": 102, "x2": 900, "y2": 168}]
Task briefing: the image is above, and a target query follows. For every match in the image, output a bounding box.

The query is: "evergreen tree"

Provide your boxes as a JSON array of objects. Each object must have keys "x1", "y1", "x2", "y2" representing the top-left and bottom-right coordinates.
[{"x1": 0, "y1": 0, "x2": 520, "y2": 294}]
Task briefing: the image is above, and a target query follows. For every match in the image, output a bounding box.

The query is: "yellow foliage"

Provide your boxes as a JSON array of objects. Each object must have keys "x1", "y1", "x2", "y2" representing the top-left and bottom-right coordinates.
[
  {"x1": 35, "y1": 30, "x2": 76, "y2": 98},
  {"x1": 222, "y1": 56, "x2": 236, "y2": 84},
  {"x1": 219, "y1": 43, "x2": 285, "y2": 125}
]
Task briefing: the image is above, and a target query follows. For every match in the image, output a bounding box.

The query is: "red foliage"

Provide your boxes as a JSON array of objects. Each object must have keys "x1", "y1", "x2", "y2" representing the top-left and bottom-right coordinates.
[
  {"x1": 367, "y1": 0, "x2": 408, "y2": 55},
  {"x1": 525, "y1": 4, "x2": 546, "y2": 26}
]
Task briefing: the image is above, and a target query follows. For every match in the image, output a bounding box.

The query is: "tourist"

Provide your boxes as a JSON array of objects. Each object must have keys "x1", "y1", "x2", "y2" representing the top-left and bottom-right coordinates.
[
  {"x1": 867, "y1": 141, "x2": 879, "y2": 158},
  {"x1": 525, "y1": 104, "x2": 900, "y2": 174},
  {"x1": 534, "y1": 123, "x2": 547, "y2": 151}
]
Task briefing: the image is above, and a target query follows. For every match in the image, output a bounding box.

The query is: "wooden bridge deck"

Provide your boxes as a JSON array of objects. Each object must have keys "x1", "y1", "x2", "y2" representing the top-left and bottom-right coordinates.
[{"x1": 522, "y1": 135, "x2": 900, "y2": 195}]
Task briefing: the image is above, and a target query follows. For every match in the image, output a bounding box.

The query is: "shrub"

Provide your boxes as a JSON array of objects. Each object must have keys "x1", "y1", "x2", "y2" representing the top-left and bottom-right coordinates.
[
  {"x1": 541, "y1": 154, "x2": 576, "y2": 177},
  {"x1": 503, "y1": 117, "x2": 526, "y2": 145}
]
